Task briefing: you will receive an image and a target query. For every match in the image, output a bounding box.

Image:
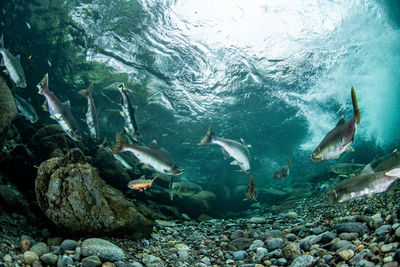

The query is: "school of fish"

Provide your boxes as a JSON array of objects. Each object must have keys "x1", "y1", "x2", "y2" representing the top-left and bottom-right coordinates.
[{"x1": 1, "y1": 31, "x2": 398, "y2": 204}]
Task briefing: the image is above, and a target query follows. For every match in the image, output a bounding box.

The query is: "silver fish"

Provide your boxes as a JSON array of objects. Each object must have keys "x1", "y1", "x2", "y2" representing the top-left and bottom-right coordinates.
[
  {"x1": 272, "y1": 158, "x2": 290, "y2": 180},
  {"x1": 79, "y1": 83, "x2": 99, "y2": 141},
  {"x1": 168, "y1": 180, "x2": 202, "y2": 201},
  {"x1": 329, "y1": 162, "x2": 365, "y2": 176},
  {"x1": 0, "y1": 34, "x2": 26, "y2": 88},
  {"x1": 13, "y1": 94, "x2": 38, "y2": 123},
  {"x1": 37, "y1": 73, "x2": 81, "y2": 141},
  {"x1": 199, "y1": 124, "x2": 251, "y2": 173},
  {"x1": 117, "y1": 83, "x2": 142, "y2": 142},
  {"x1": 326, "y1": 168, "x2": 400, "y2": 203},
  {"x1": 112, "y1": 133, "x2": 183, "y2": 176},
  {"x1": 311, "y1": 87, "x2": 361, "y2": 162}
]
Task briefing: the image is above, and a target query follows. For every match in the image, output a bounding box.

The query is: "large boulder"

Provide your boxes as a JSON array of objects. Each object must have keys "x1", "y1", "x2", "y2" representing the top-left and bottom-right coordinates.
[
  {"x1": 0, "y1": 76, "x2": 17, "y2": 147},
  {"x1": 28, "y1": 124, "x2": 82, "y2": 163},
  {"x1": 35, "y1": 148, "x2": 153, "y2": 238},
  {"x1": 92, "y1": 147, "x2": 133, "y2": 191}
]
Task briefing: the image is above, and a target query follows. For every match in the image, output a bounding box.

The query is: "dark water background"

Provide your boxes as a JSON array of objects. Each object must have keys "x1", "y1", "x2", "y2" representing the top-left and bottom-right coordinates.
[{"x1": 1, "y1": 0, "x2": 400, "y2": 215}]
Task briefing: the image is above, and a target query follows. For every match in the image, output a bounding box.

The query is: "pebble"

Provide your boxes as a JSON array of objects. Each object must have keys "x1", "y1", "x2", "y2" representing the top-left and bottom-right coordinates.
[
  {"x1": 30, "y1": 242, "x2": 49, "y2": 257},
  {"x1": 82, "y1": 255, "x2": 102, "y2": 267},
  {"x1": 336, "y1": 222, "x2": 368, "y2": 236},
  {"x1": 339, "y1": 249, "x2": 354, "y2": 261},
  {"x1": 60, "y1": 239, "x2": 79, "y2": 251},
  {"x1": 381, "y1": 244, "x2": 393, "y2": 253},
  {"x1": 248, "y1": 217, "x2": 266, "y2": 224},
  {"x1": 376, "y1": 225, "x2": 391, "y2": 235},
  {"x1": 339, "y1": 232, "x2": 359, "y2": 241},
  {"x1": 286, "y1": 233, "x2": 296, "y2": 241},
  {"x1": 266, "y1": 238, "x2": 284, "y2": 251},
  {"x1": 102, "y1": 263, "x2": 116, "y2": 267},
  {"x1": 232, "y1": 250, "x2": 247, "y2": 260},
  {"x1": 285, "y1": 212, "x2": 298, "y2": 219},
  {"x1": 81, "y1": 238, "x2": 124, "y2": 262},
  {"x1": 142, "y1": 254, "x2": 164, "y2": 267},
  {"x1": 24, "y1": 251, "x2": 39, "y2": 264},
  {"x1": 200, "y1": 256, "x2": 211, "y2": 266},
  {"x1": 290, "y1": 255, "x2": 314, "y2": 267},
  {"x1": 40, "y1": 253, "x2": 58, "y2": 265}
]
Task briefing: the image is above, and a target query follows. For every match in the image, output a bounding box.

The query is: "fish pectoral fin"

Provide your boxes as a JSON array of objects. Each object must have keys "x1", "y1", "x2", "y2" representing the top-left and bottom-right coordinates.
[
  {"x1": 119, "y1": 111, "x2": 124, "y2": 117},
  {"x1": 42, "y1": 101, "x2": 48, "y2": 111},
  {"x1": 16, "y1": 54, "x2": 21, "y2": 61},
  {"x1": 148, "y1": 140, "x2": 160, "y2": 149},
  {"x1": 141, "y1": 164, "x2": 150, "y2": 169},
  {"x1": 230, "y1": 160, "x2": 240, "y2": 165},
  {"x1": 222, "y1": 148, "x2": 230, "y2": 160},
  {"x1": 385, "y1": 168, "x2": 400, "y2": 177},
  {"x1": 3, "y1": 69, "x2": 9, "y2": 75},
  {"x1": 49, "y1": 115, "x2": 56, "y2": 120},
  {"x1": 346, "y1": 146, "x2": 355, "y2": 152},
  {"x1": 242, "y1": 197, "x2": 249, "y2": 201}
]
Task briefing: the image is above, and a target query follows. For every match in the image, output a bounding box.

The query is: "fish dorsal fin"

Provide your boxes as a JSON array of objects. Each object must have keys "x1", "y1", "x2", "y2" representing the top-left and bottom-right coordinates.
[
  {"x1": 240, "y1": 138, "x2": 246, "y2": 145},
  {"x1": 139, "y1": 175, "x2": 145, "y2": 180},
  {"x1": 16, "y1": 54, "x2": 20, "y2": 61},
  {"x1": 336, "y1": 115, "x2": 346, "y2": 126},
  {"x1": 148, "y1": 140, "x2": 160, "y2": 149},
  {"x1": 63, "y1": 100, "x2": 70, "y2": 108}
]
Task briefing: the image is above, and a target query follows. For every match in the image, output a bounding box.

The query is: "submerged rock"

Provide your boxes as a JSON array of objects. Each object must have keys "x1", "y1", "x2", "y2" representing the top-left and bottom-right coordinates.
[
  {"x1": 81, "y1": 238, "x2": 124, "y2": 262},
  {"x1": 0, "y1": 76, "x2": 17, "y2": 147},
  {"x1": 35, "y1": 148, "x2": 153, "y2": 238}
]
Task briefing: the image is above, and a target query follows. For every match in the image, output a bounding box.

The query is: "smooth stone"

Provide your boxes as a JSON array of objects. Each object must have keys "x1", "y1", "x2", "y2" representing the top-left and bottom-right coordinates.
[
  {"x1": 115, "y1": 261, "x2": 143, "y2": 267},
  {"x1": 228, "y1": 238, "x2": 254, "y2": 250},
  {"x1": 24, "y1": 251, "x2": 39, "y2": 265},
  {"x1": 312, "y1": 228, "x2": 324, "y2": 235},
  {"x1": 267, "y1": 238, "x2": 284, "y2": 251},
  {"x1": 81, "y1": 238, "x2": 124, "y2": 262},
  {"x1": 395, "y1": 227, "x2": 400, "y2": 238},
  {"x1": 349, "y1": 249, "x2": 370, "y2": 265},
  {"x1": 82, "y1": 255, "x2": 102, "y2": 267},
  {"x1": 339, "y1": 249, "x2": 354, "y2": 261},
  {"x1": 232, "y1": 250, "x2": 247, "y2": 260},
  {"x1": 102, "y1": 263, "x2": 116, "y2": 267},
  {"x1": 285, "y1": 212, "x2": 298, "y2": 219},
  {"x1": 200, "y1": 256, "x2": 211, "y2": 266},
  {"x1": 383, "y1": 256, "x2": 393, "y2": 263},
  {"x1": 60, "y1": 239, "x2": 79, "y2": 251},
  {"x1": 175, "y1": 244, "x2": 189, "y2": 250},
  {"x1": 30, "y1": 242, "x2": 49, "y2": 257},
  {"x1": 142, "y1": 254, "x2": 164, "y2": 267},
  {"x1": 381, "y1": 244, "x2": 393, "y2": 253},
  {"x1": 286, "y1": 234, "x2": 296, "y2": 241},
  {"x1": 320, "y1": 232, "x2": 337, "y2": 244},
  {"x1": 230, "y1": 230, "x2": 246, "y2": 240},
  {"x1": 290, "y1": 255, "x2": 314, "y2": 267},
  {"x1": 276, "y1": 258, "x2": 288, "y2": 265},
  {"x1": 40, "y1": 253, "x2": 58, "y2": 265},
  {"x1": 226, "y1": 259, "x2": 235, "y2": 264},
  {"x1": 155, "y1": 220, "x2": 175, "y2": 227},
  {"x1": 336, "y1": 222, "x2": 368, "y2": 236},
  {"x1": 177, "y1": 249, "x2": 189, "y2": 261},
  {"x1": 332, "y1": 240, "x2": 355, "y2": 251},
  {"x1": 371, "y1": 213, "x2": 383, "y2": 229},
  {"x1": 248, "y1": 217, "x2": 266, "y2": 224}
]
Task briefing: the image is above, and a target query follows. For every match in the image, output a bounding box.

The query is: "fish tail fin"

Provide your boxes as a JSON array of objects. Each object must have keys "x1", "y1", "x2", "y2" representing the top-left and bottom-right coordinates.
[
  {"x1": 79, "y1": 83, "x2": 94, "y2": 98},
  {"x1": 385, "y1": 168, "x2": 400, "y2": 178},
  {"x1": 112, "y1": 133, "x2": 126, "y2": 154},
  {"x1": 287, "y1": 157, "x2": 290, "y2": 166},
  {"x1": 199, "y1": 124, "x2": 215, "y2": 145},
  {"x1": 37, "y1": 73, "x2": 49, "y2": 94},
  {"x1": 169, "y1": 178, "x2": 174, "y2": 201},
  {"x1": 79, "y1": 89, "x2": 89, "y2": 98},
  {"x1": 351, "y1": 87, "x2": 361, "y2": 124},
  {"x1": 117, "y1": 83, "x2": 125, "y2": 93}
]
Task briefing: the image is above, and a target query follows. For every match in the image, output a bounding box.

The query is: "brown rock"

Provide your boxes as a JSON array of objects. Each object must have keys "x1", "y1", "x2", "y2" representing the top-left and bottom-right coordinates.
[
  {"x1": 0, "y1": 76, "x2": 17, "y2": 147},
  {"x1": 35, "y1": 148, "x2": 153, "y2": 238}
]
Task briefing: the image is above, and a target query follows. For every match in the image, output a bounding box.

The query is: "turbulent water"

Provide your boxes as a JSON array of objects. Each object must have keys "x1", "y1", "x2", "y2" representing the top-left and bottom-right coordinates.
[{"x1": 1, "y1": 0, "x2": 400, "y2": 212}]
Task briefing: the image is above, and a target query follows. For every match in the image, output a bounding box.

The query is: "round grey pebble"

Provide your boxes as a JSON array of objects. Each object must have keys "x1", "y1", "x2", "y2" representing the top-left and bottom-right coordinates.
[
  {"x1": 232, "y1": 250, "x2": 247, "y2": 260},
  {"x1": 81, "y1": 238, "x2": 124, "y2": 262},
  {"x1": 286, "y1": 234, "x2": 296, "y2": 241},
  {"x1": 267, "y1": 238, "x2": 284, "y2": 251},
  {"x1": 40, "y1": 253, "x2": 58, "y2": 265},
  {"x1": 30, "y1": 242, "x2": 49, "y2": 257},
  {"x1": 60, "y1": 239, "x2": 79, "y2": 251},
  {"x1": 290, "y1": 255, "x2": 314, "y2": 267}
]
